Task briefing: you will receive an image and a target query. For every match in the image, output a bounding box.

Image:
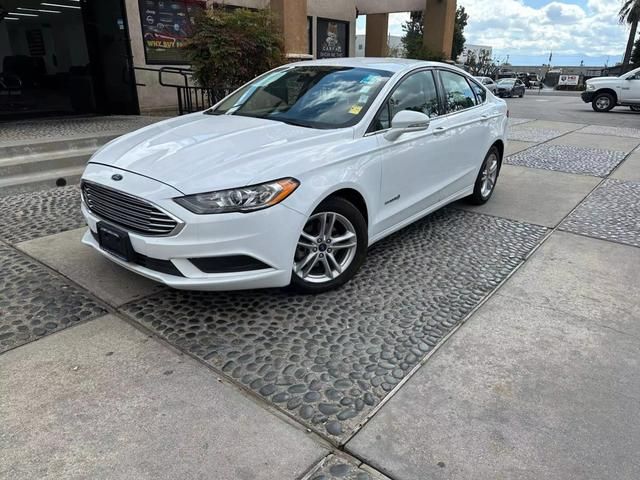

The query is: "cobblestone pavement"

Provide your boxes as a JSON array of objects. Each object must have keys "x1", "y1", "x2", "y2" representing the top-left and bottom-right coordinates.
[
  {"x1": 1, "y1": 117, "x2": 639, "y2": 478},
  {"x1": 0, "y1": 186, "x2": 84, "y2": 243},
  {"x1": 0, "y1": 116, "x2": 165, "y2": 144},
  {"x1": 560, "y1": 179, "x2": 640, "y2": 247},
  {"x1": 579, "y1": 125, "x2": 640, "y2": 139},
  {"x1": 508, "y1": 127, "x2": 564, "y2": 143},
  {"x1": 121, "y1": 209, "x2": 547, "y2": 441},
  {"x1": 0, "y1": 242, "x2": 107, "y2": 353},
  {"x1": 506, "y1": 144, "x2": 627, "y2": 177}
]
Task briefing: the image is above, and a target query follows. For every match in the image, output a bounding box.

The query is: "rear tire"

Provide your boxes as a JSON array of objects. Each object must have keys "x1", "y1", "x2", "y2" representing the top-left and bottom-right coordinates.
[
  {"x1": 289, "y1": 197, "x2": 368, "y2": 294},
  {"x1": 592, "y1": 93, "x2": 615, "y2": 112},
  {"x1": 468, "y1": 146, "x2": 501, "y2": 205}
]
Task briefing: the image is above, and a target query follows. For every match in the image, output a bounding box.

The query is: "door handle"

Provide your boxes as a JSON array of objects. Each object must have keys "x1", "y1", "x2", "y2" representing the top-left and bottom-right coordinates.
[{"x1": 433, "y1": 126, "x2": 447, "y2": 135}]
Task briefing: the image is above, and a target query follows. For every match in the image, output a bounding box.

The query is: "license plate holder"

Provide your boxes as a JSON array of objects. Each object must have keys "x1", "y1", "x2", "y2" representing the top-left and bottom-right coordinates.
[{"x1": 97, "y1": 222, "x2": 134, "y2": 262}]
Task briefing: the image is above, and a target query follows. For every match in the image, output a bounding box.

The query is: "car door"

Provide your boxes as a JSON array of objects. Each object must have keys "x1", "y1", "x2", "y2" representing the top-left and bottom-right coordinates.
[
  {"x1": 619, "y1": 71, "x2": 640, "y2": 103},
  {"x1": 437, "y1": 69, "x2": 492, "y2": 197},
  {"x1": 370, "y1": 69, "x2": 453, "y2": 234}
]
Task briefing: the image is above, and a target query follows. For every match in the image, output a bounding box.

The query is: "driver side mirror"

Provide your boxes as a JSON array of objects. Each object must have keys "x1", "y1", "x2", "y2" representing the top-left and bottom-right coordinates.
[{"x1": 384, "y1": 110, "x2": 431, "y2": 141}]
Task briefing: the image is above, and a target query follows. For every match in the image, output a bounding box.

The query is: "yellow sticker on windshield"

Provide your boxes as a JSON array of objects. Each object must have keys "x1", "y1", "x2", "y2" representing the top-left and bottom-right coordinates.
[{"x1": 348, "y1": 105, "x2": 363, "y2": 115}]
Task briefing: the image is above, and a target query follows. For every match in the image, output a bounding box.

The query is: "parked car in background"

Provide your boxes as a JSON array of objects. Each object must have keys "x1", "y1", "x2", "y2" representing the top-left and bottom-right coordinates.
[
  {"x1": 475, "y1": 76, "x2": 498, "y2": 94},
  {"x1": 496, "y1": 78, "x2": 526, "y2": 98},
  {"x1": 582, "y1": 66, "x2": 640, "y2": 112},
  {"x1": 79, "y1": 58, "x2": 508, "y2": 293},
  {"x1": 527, "y1": 73, "x2": 542, "y2": 88}
]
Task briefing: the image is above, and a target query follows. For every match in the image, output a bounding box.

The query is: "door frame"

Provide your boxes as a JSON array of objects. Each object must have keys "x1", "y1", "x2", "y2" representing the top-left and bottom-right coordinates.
[{"x1": 81, "y1": 0, "x2": 140, "y2": 115}]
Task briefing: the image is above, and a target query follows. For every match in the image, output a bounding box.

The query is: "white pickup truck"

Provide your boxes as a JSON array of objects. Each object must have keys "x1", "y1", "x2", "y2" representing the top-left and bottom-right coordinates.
[{"x1": 582, "y1": 66, "x2": 640, "y2": 112}]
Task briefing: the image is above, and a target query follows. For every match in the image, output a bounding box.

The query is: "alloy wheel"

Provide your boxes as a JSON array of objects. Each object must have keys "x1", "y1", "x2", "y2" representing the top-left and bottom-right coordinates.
[
  {"x1": 293, "y1": 212, "x2": 358, "y2": 284},
  {"x1": 596, "y1": 96, "x2": 611, "y2": 110},
  {"x1": 480, "y1": 152, "x2": 499, "y2": 198}
]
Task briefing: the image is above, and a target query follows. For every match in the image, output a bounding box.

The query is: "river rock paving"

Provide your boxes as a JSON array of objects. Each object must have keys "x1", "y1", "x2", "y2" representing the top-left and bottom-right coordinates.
[
  {"x1": 507, "y1": 144, "x2": 627, "y2": 177},
  {"x1": 0, "y1": 116, "x2": 165, "y2": 144},
  {"x1": 121, "y1": 208, "x2": 547, "y2": 442},
  {"x1": 307, "y1": 455, "x2": 389, "y2": 480},
  {"x1": 560, "y1": 179, "x2": 640, "y2": 247},
  {"x1": 0, "y1": 242, "x2": 107, "y2": 353},
  {"x1": 579, "y1": 125, "x2": 640, "y2": 139},
  {"x1": 508, "y1": 127, "x2": 563, "y2": 143},
  {"x1": 0, "y1": 186, "x2": 84, "y2": 244}
]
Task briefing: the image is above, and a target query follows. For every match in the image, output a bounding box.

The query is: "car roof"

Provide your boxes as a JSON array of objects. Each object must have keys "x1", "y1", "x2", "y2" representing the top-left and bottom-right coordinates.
[{"x1": 289, "y1": 57, "x2": 452, "y2": 74}]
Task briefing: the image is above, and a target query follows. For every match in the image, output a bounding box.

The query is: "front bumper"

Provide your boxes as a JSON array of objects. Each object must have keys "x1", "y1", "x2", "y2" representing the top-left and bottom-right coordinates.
[
  {"x1": 80, "y1": 165, "x2": 306, "y2": 291},
  {"x1": 581, "y1": 91, "x2": 596, "y2": 103}
]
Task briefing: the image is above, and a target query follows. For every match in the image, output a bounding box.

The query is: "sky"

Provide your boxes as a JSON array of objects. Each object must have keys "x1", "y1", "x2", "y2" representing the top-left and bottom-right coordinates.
[{"x1": 355, "y1": 0, "x2": 629, "y2": 66}]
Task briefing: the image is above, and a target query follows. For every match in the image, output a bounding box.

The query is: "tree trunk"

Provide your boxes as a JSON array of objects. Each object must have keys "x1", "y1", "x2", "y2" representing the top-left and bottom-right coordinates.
[{"x1": 623, "y1": 19, "x2": 639, "y2": 72}]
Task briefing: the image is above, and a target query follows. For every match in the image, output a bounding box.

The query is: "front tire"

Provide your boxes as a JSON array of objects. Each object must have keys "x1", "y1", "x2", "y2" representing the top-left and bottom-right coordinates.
[
  {"x1": 289, "y1": 197, "x2": 368, "y2": 294},
  {"x1": 468, "y1": 146, "x2": 501, "y2": 205},
  {"x1": 592, "y1": 93, "x2": 615, "y2": 112}
]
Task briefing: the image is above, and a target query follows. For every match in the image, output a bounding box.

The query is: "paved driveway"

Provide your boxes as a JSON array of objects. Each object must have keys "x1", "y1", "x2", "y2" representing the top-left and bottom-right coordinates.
[{"x1": 1, "y1": 114, "x2": 639, "y2": 479}]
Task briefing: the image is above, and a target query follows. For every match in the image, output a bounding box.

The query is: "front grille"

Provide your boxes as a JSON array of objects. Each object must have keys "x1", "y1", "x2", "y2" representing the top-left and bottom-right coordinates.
[{"x1": 82, "y1": 181, "x2": 179, "y2": 236}]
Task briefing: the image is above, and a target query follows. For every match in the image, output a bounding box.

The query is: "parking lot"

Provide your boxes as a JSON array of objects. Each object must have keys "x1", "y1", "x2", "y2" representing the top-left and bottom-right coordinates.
[{"x1": 1, "y1": 95, "x2": 639, "y2": 479}]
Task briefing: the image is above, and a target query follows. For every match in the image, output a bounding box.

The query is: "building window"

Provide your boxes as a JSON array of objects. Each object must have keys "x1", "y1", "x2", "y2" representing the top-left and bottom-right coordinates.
[
  {"x1": 316, "y1": 18, "x2": 349, "y2": 59},
  {"x1": 138, "y1": 0, "x2": 205, "y2": 65}
]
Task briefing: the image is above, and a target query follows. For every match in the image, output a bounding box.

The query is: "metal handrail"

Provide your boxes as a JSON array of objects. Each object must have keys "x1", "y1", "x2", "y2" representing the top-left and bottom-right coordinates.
[{"x1": 133, "y1": 66, "x2": 226, "y2": 115}]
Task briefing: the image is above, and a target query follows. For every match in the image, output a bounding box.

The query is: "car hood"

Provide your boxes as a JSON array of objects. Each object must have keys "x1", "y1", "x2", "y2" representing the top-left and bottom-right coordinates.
[
  {"x1": 89, "y1": 112, "x2": 351, "y2": 194},
  {"x1": 587, "y1": 76, "x2": 613, "y2": 84}
]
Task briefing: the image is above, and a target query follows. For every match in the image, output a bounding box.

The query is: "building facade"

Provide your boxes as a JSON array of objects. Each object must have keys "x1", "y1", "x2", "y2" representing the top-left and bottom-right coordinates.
[{"x1": 0, "y1": 0, "x2": 456, "y2": 119}]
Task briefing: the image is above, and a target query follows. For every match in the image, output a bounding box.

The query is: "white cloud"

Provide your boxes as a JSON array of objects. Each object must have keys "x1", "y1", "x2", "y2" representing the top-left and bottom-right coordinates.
[
  {"x1": 369, "y1": 0, "x2": 630, "y2": 63},
  {"x1": 454, "y1": 0, "x2": 632, "y2": 63}
]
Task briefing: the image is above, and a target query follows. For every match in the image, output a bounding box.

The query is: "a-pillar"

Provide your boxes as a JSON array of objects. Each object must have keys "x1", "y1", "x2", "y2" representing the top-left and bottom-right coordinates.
[
  {"x1": 365, "y1": 13, "x2": 389, "y2": 57},
  {"x1": 423, "y1": 0, "x2": 457, "y2": 59},
  {"x1": 271, "y1": 0, "x2": 310, "y2": 60}
]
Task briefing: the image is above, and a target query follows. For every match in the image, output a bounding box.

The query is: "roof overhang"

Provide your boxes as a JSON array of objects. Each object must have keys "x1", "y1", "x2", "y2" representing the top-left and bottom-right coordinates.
[{"x1": 355, "y1": 0, "x2": 425, "y2": 15}]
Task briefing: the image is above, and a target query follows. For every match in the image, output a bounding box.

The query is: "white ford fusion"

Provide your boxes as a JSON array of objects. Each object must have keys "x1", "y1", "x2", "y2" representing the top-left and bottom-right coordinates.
[{"x1": 80, "y1": 58, "x2": 507, "y2": 293}]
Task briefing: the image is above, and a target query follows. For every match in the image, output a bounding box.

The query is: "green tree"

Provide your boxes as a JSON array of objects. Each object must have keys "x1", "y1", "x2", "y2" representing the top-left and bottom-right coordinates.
[
  {"x1": 184, "y1": 7, "x2": 284, "y2": 92},
  {"x1": 452, "y1": 6, "x2": 468, "y2": 60},
  {"x1": 465, "y1": 50, "x2": 498, "y2": 77},
  {"x1": 401, "y1": 7, "x2": 467, "y2": 61},
  {"x1": 631, "y1": 36, "x2": 640, "y2": 65},
  {"x1": 619, "y1": 0, "x2": 640, "y2": 71}
]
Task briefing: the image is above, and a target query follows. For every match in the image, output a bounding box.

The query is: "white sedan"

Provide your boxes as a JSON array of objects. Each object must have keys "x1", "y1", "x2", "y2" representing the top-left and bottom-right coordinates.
[{"x1": 80, "y1": 58, "x2": 508, "y2": 293}]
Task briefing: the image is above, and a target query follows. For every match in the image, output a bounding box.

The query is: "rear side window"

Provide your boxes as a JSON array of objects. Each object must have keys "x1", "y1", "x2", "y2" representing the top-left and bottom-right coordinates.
[
  {"x1": 440, "y1": 70, "x2": 478, "y2": 113},
  {"x1": 469, "y1": 79, "x2": 487, "y2": 103}
]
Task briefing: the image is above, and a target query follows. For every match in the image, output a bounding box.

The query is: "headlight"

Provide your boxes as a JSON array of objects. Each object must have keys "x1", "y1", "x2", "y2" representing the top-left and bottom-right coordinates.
[
  {"x1": 586, "y1": 84, "x2": 595, "y2": 91},
  {"x1": 174, "y1": 178, "x2": 299, "y2": 214}
]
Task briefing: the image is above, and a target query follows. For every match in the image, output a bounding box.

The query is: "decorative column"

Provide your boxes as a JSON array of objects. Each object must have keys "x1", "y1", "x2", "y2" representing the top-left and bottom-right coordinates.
[
  {"x1": 423, "y1": 0, "x2": 456, "y2": 59},
  {"x1": 271, "y1": 0, "x2": 311, "y2": 60},
  {"x1": 365, "y1": 13, "x2": 389, "y2": 57}
]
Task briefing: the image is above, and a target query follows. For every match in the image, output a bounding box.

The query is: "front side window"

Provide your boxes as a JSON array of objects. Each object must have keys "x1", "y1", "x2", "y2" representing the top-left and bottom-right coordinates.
[
  {"x1": 371, "y1": 70, "x2": 440, "y2": 132},
  {"x1": 440, "y1": 70, "x2": 478, "y2": 113},
  {"x1": 210, "y1": 66, "x2": 392, "y2": 129}
]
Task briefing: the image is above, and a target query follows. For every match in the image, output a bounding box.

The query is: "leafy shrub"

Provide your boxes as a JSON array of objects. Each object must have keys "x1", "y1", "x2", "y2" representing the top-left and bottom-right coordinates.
[{"x1": 184, "y1": 7, "x2": 285, "y2": 90}]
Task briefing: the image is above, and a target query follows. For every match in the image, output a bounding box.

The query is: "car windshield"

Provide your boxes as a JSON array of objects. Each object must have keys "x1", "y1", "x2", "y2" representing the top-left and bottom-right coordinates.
[
  {"x1": 497, "y1": 79, "x2": 515, "y2": 85},
  {"x1": 208, "y1": 66, "x2": 393, "y2": 129}
]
